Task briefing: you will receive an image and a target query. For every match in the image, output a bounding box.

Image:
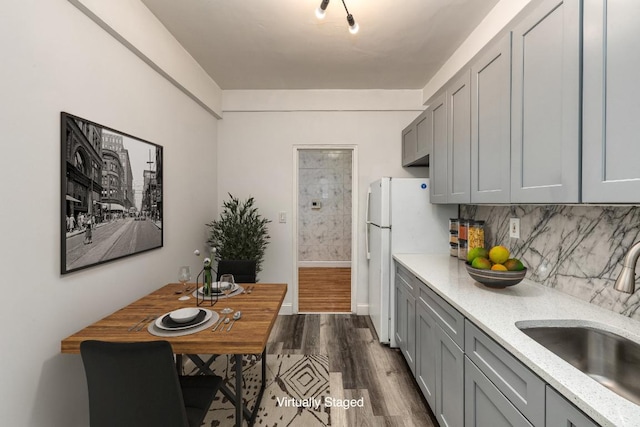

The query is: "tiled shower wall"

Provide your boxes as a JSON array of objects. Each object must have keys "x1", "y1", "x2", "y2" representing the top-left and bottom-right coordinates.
[
  {"x1": 461, "y1": 205, "x2": 640, "y2": 320},
  {"x1": 298, "y1": 150, "x2": 352, "y2": 262}
]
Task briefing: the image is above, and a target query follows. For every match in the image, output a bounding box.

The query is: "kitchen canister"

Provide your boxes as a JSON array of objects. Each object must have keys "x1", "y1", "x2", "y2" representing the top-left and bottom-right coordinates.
[{"x1": 468, "y1": 220, "x2": 485, "y2": 251}]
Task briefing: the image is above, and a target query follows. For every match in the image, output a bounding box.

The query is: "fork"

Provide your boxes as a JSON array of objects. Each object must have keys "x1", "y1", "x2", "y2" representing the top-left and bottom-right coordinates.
[
  {"x1": 135, "y1": 315, "x2": 157, "y2": 331},
  {"x1": 128, "y1": 315, "x2": 152, "y2": 332}
]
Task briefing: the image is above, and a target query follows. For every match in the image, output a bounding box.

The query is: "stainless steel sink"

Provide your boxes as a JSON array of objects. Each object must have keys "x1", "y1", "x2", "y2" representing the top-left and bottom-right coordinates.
[{"x1": 517, "y1": 323, "x2": 640, "y2": 405}]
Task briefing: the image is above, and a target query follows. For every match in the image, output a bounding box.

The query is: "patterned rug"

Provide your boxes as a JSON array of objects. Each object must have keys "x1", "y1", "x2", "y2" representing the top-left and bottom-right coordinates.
[{"x1": 189, "y1": 354, "x2": 330, "y2": 426}]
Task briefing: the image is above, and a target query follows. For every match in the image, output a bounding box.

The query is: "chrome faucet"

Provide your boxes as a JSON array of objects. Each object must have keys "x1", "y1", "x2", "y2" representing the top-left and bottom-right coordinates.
[{"x1": 614, "y1": 241, "x2": 640, "y2": 293}]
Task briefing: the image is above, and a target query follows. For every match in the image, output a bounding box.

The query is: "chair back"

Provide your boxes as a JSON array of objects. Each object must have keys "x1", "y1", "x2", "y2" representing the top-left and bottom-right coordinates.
[
  {"x1": 216, "y1": 259, "x2": 257, "y2": 283},
  {"x1": 80, "y1": 340, "x2": 189, "y2": 427}
]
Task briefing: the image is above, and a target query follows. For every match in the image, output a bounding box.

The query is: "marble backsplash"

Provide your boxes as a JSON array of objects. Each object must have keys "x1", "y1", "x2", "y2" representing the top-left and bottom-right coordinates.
[{"x1": 460, "y1": 205, "x2": 640, "y2": 320}]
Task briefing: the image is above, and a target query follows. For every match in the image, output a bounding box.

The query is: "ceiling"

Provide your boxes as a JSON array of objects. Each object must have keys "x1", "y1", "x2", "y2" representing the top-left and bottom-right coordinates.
[{"x1": 141, "y1": 0, "x2": 501, "y2": 90}]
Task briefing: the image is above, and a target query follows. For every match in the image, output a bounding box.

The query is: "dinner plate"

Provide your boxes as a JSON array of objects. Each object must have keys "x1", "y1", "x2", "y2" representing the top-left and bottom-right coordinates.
[
  {"x1": 155, "y1": 309, "x2": 214, "y2": 331},
  {"x1": 197, "y1": 282, "x2": 238, "y2": 295}
]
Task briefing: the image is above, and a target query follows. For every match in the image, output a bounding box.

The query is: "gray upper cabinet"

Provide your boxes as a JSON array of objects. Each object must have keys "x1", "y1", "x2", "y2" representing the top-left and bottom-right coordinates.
[
  {"x1": 402, "y1": 110, "x2": 430, "y2": 167},
  {"x1": 510, "y1": 0, "x2": 581, "y2": 203},
  {"x1": 470, "y1": 34, "x2": 512, "y2": 204},
  {"x1": 582, "y1": 0, "x2": 640, "y2": 202},
  {"x1": 429, "y1": 92, "x2": 448, "y2": 204},
  {"x1": 401, "y1": 124, "x2": 417, "y2": 166},
  {"x1": 447, "y1": 70, "x2": 472, "y2": 204}
]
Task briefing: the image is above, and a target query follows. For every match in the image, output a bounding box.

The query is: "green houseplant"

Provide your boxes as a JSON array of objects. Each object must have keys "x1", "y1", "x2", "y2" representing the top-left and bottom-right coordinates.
[{"x1": 206, "y1": 194, "x2": 271, "y2": 278}]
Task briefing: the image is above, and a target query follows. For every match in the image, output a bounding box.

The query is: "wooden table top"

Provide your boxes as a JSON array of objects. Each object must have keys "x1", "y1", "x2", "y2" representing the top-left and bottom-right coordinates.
[{"x1": 61, "y1": 283, "x2": 287, "y2": 355}]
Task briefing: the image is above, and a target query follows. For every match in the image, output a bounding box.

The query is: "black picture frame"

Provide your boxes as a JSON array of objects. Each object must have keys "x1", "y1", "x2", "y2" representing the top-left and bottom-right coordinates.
[{"x1": 61, "y1": 112, "x2": 163, "y2": 274}]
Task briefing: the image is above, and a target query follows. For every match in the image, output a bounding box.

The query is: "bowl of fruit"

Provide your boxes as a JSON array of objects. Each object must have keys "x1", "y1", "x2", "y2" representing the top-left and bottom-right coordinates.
[{"x1": 465, "y1": 246, "x2": 526, "y2": 288}]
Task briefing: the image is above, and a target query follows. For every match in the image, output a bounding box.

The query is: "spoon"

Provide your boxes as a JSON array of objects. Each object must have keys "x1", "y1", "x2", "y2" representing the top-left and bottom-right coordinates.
[
  {"x1": 227, "y1": 311, "x2": 242, "y2": 331},
  {"x1": 219, "y1": 317, "x2": 230, "y2": 332}
]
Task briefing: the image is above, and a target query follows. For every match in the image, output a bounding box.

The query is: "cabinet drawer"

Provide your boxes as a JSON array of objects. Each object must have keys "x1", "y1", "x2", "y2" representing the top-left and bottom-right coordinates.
[
  {"x1": 396, "y1": 264, "x2": 420, "y2": 294},
  {"x1": 546, "y1": 386, "x2": 599, "y2": 427},
  {"x1": 465, "y1": 357, "x2": 533, "y2": 427},
  {"x1": 465, "y1": 320, "x2": 545, "y2": 427},
  {"x1": 417, "y1": 283, "x2": 464, "y2": 349}
]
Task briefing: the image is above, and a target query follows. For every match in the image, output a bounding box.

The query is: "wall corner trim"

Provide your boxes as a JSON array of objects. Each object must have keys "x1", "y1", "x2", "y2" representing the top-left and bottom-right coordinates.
[{"x1": 69, "y1": 0, "x2": 223, "y2": 119}]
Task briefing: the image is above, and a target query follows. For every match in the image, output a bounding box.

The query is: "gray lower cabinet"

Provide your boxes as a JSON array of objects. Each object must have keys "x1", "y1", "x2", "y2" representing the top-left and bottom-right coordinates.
[
  {"x1": 415, "y1": 278, "x2": 465, "y2": 427},
  {"x1": 546, "y1": 386, "x2": 599, "y2": 427},
  {"x1": 416, "y1": 303, "x2": 437, "y2": 410},
  {"x1": 435, "y1": 324, "x2": 464, "y2": 427},
  {"x1": 395, "y1": 263, "x2": 602, "y2": 427},
  {"x1": 582, "y1": 0, "x2": 640, "y2": 202},
  {"x1": 470, "y1": 33, "x2": 511, "y2": 203},
  {"x1": 429, "y1": 92, "x2": 448, "y2": 204},
  {"x1": 395, "y1": 267, "x2": 416, "y2": 374},
  {"x1": 465, "y1": 321, "x2": 545, "y2": 426},
  {"x1": 465, "y1": 357, "x2": 533, "y2": 427},
  {"x1": 510, "y1": 0, "x2": 581, "y2": 203},
  {"x1": 446, "y1": 70, "x2": 471, "y2": 204}
]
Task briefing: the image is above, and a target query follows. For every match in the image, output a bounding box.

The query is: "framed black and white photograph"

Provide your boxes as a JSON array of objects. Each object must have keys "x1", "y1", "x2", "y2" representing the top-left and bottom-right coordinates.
[{"x1": 61, "y1": 112, "x2": 163, "y2": 274}]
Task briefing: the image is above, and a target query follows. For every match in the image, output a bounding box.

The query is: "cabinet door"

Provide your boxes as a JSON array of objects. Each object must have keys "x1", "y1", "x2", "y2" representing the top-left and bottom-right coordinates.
[
  {"x1": 402, "y1": 124, "x2": 417, "y2": 167},
  {"x1": 447, "y1": 70, "x2": 472, "y2": 204},
  {"x1": 405, "y1": 292, "x2": 416, "y2": 374},
  {"x1": 394, "y1": 279, "x2": 407, "y2": 354},
  {"x1": 511, "y1": 0, "x2": 581, "y2": 203},
  {"x1": 546, "y1": 386, "x2": 599, "y2": 427},
  {"x1": 435, "y1": 325, "x2": 464, "y2": 427},
  {"x1": 416, "y1": 303, "x2": 437, "y2": 411},
  {"x1": 429, "y1": 92, "x2": 448, "y2": 204},
  {"x1": 465, "y1": 358, "x2": 533, "y2": 427},
  {"x1": 471, "y1": 34, "x2": 512, "y2": 203},
  {"x1": 415, "y1": 111, "x2": 430, "y2": 160},
  {"x1": 583, "y1": 0, "x2": 640, "y2": 202}
]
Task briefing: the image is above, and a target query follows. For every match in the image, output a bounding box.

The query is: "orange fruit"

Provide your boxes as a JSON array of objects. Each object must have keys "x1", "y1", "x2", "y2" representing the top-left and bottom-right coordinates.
[
  {"x1": 489, "y1": 245, "x2": 510, "y2": 264},
  {"x1": 504, "y1": 258, "x2": 525, "y2": 271},
  {"x1": 467, "y1": 247, "x2": 489, "y2": 263},
  {"x1": 471, "y1": 257, "x2": 492, "y2": 270},
  {"x1": 491, "y1": 264, "x2": 508, "y2": 271}
]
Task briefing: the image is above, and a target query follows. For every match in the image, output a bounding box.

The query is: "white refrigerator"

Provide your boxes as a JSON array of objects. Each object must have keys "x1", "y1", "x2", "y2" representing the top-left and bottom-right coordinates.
[{"x1": 366, "y1": 177, "x2": 456, "y2": 346}]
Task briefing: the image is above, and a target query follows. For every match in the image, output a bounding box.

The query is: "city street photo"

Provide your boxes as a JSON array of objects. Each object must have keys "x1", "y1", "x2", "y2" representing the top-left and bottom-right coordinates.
[{"x1": 61, "y1": 112, "x2": 163, "y2": 274}]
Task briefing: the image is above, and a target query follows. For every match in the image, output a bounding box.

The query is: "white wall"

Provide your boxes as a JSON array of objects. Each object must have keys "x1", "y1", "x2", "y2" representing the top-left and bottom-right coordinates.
[
  {"x1": 0, "y1": 1, "x2": 218, "y2": 425},
  {"x1": 422, "y1": 0, "x2": 534, "y2": 103},
  {"x1": 218, "y1": 90, "x2": 426, "y2": 314}
]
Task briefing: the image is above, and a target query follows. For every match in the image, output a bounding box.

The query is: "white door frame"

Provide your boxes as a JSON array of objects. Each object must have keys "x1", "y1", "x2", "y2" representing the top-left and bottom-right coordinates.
[{"x1": 292, "y1": 145, "x2": 358, "y2": 314}]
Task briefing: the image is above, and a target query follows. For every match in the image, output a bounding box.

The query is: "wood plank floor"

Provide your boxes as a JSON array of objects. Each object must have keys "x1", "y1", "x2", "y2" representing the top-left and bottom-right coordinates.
[
  {"x1": 268, "y1": 314, "x2": 438, "y2": 426},
  {"x1": 298, "y1": 267, "x2": 351, "y2": 312}
]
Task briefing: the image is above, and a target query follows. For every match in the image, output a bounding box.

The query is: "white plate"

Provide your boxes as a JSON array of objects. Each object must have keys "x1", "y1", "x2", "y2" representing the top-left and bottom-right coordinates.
[
  {"x1": 155, "y1": 309, "x2": 214, "y2": 331},
  {"x1": 197, "y1": 282, "x2": 238, "y2": 295}
]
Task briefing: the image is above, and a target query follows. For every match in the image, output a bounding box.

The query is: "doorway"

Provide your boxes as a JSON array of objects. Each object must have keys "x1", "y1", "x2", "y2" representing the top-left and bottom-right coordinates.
[{"x1": 294, "y1": 147, "x2": 357, "y2": 313}]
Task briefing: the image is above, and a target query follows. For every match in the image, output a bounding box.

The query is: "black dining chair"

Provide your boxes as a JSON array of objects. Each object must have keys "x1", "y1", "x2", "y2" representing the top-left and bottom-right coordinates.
[
  {"x1": 216, "y1": 259, "x2": 257, "y2": 283},
  {"x1": 80, "y1": 340, "x2": 222, "y2": 427}
]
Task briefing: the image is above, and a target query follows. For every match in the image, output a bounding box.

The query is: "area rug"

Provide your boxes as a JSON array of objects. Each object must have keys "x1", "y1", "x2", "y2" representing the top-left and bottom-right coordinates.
[{"x1": 191, "y1": 354, "x2": 330, "y2": 427}]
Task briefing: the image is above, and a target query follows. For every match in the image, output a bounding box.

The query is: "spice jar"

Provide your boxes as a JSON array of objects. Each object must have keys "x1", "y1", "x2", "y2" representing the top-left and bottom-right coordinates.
[
  {"x1": 458, "y1": 219, "x2": 468, "y2": 241},
  {"x1": 457, "y1": 240, "x2": 468, "y2": 261},
  {"x1": 468, "y1": 220, "x2": 485, "y2": 251},
  {"x1": 449, "y1": 218, "x2": 459, "y2": 232},
  {"x1": 450, "y1": 243, "x2": 459, "y2": 257},
  {"x1": 449, "y1": 231, "x2": 458, "y2": 244}
]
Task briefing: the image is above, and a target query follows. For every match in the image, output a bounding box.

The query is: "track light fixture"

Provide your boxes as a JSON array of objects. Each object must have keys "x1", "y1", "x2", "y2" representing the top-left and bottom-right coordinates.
[{"x1": 314, "y1": 0, "x2": 359, "y2": 34}]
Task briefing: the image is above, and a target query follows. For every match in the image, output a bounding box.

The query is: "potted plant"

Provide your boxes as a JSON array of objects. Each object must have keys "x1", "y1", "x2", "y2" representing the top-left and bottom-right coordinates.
[{"x1": 206, "y1": 194, "x2": 271, "y2": 278}]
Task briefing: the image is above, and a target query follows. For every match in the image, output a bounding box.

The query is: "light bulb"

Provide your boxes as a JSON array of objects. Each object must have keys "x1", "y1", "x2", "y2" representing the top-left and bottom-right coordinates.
[
  {"x1": 315, "y1": 6, "x2": 327, "y2": 19},
  {"x1": 316, "y1": 0, "x2": 329, "y2": 20},
  {"x1": 347, "y1": 14, "x2": 359, "y2": 34}
]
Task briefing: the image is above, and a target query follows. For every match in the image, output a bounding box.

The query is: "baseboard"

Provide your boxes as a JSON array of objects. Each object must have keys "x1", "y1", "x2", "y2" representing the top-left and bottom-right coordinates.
[
  {"x1": 278, "y1": 303, "x2": 293, "y2": 315},
  {"x1": 356, "y1": 303, "x2": 368, "y2": 315}
]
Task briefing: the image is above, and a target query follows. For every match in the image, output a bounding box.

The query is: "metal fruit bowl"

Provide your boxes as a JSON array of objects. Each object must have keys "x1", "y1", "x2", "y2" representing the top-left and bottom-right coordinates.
[{"x1": 465, "y1": 262, "x2": 526, "y2": 288}]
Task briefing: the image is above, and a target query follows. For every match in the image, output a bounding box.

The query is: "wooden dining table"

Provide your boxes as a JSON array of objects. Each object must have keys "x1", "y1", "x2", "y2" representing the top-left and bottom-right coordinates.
[{"x1": 61, "y1": 282, "x2": 287, "y2": 427}]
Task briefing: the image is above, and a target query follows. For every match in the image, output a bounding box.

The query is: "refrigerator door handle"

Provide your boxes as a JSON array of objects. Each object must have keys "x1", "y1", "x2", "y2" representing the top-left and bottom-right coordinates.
[{"x1": 366, "y1": 188, "x2": 371, "y2": 260}]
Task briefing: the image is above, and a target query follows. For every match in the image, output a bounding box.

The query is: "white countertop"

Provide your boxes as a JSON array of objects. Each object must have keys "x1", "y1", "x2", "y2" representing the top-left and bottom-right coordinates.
[{"x1": 393, "y1": 253, "x2": 640, "y2": 427}]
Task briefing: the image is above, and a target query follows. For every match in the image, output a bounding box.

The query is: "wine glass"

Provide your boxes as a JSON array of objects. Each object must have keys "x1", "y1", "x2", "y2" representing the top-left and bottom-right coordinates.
[
  {"x1": 178, "y1": 266, "x2": 191, "y2": 300},
  {"x1": 219, "y1": 273, "x2": 234, "y2": 314}
]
